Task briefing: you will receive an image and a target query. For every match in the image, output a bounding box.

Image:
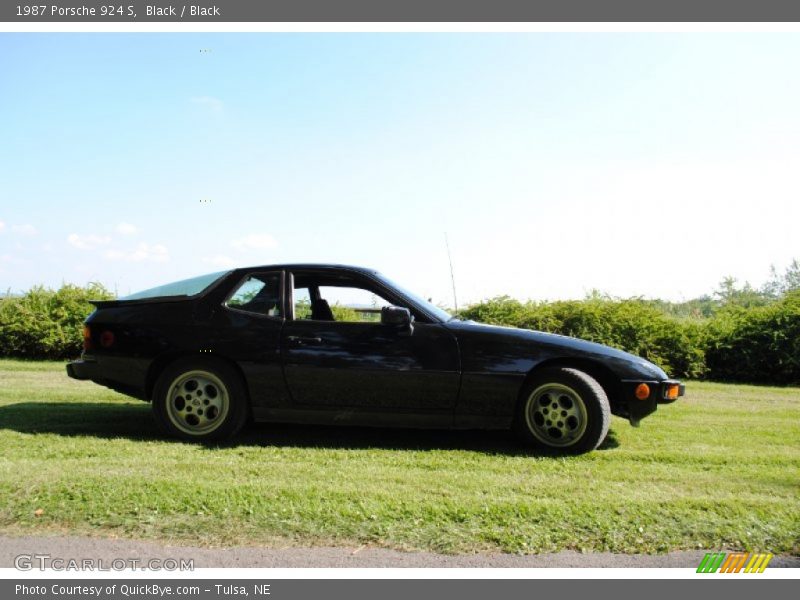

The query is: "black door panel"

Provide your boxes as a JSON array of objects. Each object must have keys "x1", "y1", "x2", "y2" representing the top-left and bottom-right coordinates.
[{"x1": 281, "y1": 320, "x2": 460, "y2": 411}]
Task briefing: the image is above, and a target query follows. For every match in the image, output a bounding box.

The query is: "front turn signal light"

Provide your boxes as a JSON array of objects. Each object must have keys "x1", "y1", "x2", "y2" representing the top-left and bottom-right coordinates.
[
  {"x1": 635, "y1": 383, "x2": 650, "y2": 400},
  {"x1": 664, "y1": 383, "x2": 680, "y2": 400}
]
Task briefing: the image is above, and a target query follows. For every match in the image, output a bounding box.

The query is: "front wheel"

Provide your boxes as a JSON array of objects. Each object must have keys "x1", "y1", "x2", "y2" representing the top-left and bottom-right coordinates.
[
  {"x1": 515, "y1": 367, "x2": 610, "y2": 454},
  {"x1": 152, "y1": 358, "x2": 249, "y2": 442}
]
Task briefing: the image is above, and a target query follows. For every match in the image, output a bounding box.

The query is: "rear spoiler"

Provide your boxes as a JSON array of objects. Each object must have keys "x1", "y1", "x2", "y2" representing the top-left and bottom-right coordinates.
[{"x1": 89, "y1": 296, "x2": 192, "y2": 309}]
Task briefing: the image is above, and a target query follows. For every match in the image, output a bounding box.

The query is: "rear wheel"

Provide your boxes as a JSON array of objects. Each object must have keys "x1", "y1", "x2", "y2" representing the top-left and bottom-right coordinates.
[
  {"x1": 152, "y1": 358, "x2": 248, "y2": 442},
  {"x1": 515, "y1": 367, "x2": 610, "y2": 454}
]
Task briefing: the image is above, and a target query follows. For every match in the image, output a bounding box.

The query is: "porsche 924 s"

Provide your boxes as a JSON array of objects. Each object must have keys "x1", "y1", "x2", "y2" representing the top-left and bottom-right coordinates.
[{"x1": 67, "y1": 264, "x2": 684, "y2": 453}]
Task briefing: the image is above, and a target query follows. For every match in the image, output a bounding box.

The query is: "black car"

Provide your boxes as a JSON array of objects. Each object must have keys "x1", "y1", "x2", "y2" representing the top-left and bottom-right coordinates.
[{"x1": 67, "y1": 264, "x2": 684, "y2": 453}]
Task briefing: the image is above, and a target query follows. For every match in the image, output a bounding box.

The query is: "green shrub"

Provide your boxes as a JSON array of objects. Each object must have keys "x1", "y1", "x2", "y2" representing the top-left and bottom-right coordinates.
[
  {"x1": 0, "y1": 283, "x2": 114, "y2": 360},
  {"x1": 330, "y1": 303, "x2": 360, "y2": 322},
  {"x1": 705, "y1": 290, "x2": 800, "y2": 384},
  {"x1": 2, "y1": 281, "x2": 797, "y2": 384}
]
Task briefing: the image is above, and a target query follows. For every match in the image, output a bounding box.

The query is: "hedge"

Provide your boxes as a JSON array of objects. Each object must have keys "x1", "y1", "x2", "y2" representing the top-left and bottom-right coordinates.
[
  {"x1": 0, "y1": 283, "x2": 114, "y2": 360},
  {"x1": 704, "y1": 290, "x2": 800, "y2": 384},
  {"x1": 1, "y1": 284, "x2": 798, "y2": 384}
]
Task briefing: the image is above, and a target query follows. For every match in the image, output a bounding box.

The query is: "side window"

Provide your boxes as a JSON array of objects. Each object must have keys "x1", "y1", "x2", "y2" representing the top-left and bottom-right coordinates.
[
  {"x1": 290, "y1": 273, "x2": 403, "y2": 323},
  {"x1": 319, "y1": 286, "x2": 393, "y2": 323},
  {"x1": 294, "y1": 287, "x2": 312, "y2": 319},
  {"x1": 227, "y1": 273, "x2": 282, "y2": 317}
]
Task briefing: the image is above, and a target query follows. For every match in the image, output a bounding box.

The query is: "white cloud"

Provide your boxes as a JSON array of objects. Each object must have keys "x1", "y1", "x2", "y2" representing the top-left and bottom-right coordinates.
[
  {"x1": 116, "y1": 222, "x2": 139, "y2": 236},
  {"x1": 105, "y1": 242, "x2": 169, "y2": 263},
  {"x1": 68, "y1": 233, "x2": 112, "y2": 250},
  {"x1": 12, "y1": 224, "x2": 37, "y2": 236},
  {"x1": 190, "y1": 96, "x2": 224, "y2": 112},
  {"x1": 230, "y1": 234, "x2": 278, "y2": 251},
  {"x1": 0, "y1": 220, "x2": 5, "y2": 232},
  {"x1": 0, "y1": 253, "x2": 25, "y2": 272},
  {"x1": 203, "y1": 255, "x2": 238, "y2": 268}
]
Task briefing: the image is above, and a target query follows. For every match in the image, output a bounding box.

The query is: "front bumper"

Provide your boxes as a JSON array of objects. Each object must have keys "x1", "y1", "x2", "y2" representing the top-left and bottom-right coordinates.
[{"x1": 621, "y1": 379, "x2": 685, "y2": 426}]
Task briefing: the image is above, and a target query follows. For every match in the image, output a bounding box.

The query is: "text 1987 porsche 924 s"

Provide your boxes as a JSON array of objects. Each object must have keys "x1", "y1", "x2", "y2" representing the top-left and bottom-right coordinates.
[{"x1": 67, "y1": 264, "x2": 684, "y2": 453}]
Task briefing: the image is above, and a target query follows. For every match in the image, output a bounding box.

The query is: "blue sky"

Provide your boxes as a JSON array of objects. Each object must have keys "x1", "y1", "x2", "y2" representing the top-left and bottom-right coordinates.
[{"x1": 1, "y1": 33, "x2": 798, "y2": 304}]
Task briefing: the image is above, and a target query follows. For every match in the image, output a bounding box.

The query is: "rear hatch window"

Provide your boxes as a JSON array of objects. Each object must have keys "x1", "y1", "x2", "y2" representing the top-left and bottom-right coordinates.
[{"x1": 121, "y1": 270, "x2": 230, "y2": 301}]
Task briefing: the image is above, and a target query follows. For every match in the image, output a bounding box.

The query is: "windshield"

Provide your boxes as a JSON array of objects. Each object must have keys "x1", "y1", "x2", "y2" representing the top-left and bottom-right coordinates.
[
  {"x1": 121, "y1": 270, "x2": 231, "y2": 301},
  {"x1": 375, "y1": 273, "x2": 454, "y2": 322}
]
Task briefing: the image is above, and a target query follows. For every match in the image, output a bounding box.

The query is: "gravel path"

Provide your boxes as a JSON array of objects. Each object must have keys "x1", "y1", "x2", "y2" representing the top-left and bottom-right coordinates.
[{"x1": 2, "y1": 536, "x2": 798, "y2": 568}]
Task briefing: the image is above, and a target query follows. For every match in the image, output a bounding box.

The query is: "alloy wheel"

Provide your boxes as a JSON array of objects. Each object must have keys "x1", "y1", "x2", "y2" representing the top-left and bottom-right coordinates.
[
  {"x1": 165, "y1": 370, "x2": 230, "y2": 436},
  {"x1": 525, "y1": 383, "x2": 588, "y2": 448}
]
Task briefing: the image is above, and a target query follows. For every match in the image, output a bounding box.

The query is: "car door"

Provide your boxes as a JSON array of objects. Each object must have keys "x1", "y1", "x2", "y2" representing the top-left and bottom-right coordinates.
[
  {"x1": 204, "y1": 270, "x2": 292, "y2": 410},
  {"x1": 280, "y1": 269, "x2": 460, "y2": 413}
]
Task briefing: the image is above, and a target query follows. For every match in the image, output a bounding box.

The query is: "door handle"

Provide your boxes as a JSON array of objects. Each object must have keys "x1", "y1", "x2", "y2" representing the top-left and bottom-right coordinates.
[{"x1": 286, "y1": 336, "x2": 323, "y2": 345}]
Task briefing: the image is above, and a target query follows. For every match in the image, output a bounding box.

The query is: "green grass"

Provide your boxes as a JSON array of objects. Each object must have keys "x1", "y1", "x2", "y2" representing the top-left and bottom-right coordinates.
[{"x1": 0, "y1": 358, "x2": 798, "y2": 554}]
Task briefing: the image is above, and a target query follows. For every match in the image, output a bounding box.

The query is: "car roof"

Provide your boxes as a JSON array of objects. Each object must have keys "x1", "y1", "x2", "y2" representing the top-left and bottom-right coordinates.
[{"x1": 235, "y1": 263, "x2": 379, "y2": 275}]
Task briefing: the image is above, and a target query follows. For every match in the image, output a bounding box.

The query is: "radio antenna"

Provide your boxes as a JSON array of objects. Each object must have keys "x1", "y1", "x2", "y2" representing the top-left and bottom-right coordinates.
[{"x1": 444, "y1": 232, "x2": 458, "y2": 314}]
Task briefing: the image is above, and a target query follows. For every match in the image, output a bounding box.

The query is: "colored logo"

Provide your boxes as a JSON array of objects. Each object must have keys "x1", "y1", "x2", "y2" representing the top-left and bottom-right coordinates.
[{"x1": 696, "y1": 552, "x2": 773, "y2": 573}]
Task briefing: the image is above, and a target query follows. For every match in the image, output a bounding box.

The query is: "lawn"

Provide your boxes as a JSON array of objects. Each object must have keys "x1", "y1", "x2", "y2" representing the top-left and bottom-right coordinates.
[{"x1": 0, "y1": 358, "x2": 797, "y2": 555}]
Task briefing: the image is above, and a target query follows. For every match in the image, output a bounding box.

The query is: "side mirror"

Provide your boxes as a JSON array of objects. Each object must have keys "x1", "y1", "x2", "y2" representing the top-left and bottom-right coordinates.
[{"x1": 381, "y1": 306, "x2": 414, "y2": 334}]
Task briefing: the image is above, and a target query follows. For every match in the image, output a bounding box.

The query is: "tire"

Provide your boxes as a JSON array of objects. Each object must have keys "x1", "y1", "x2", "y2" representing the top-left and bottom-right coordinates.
[
  {"x1": 514, "y1": 367, "x2": 610, "y2": 454},
  {"x1": 152, "y1": 357, "x2": 249, "y2": 442}
]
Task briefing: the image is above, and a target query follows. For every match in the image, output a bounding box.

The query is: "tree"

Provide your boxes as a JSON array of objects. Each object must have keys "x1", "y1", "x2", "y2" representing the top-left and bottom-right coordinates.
[
  {"x1": 714, "y1": 277, "x2": 769, "y2": 308},
  {"x1": 762, "y1": 259, "x2": 800, "y2": 298}
]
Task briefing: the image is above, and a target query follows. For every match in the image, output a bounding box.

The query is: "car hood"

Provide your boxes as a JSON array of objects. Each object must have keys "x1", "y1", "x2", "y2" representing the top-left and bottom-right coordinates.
[{"x1": 445, "y1": 319, "x2": 668, "y2": 380}]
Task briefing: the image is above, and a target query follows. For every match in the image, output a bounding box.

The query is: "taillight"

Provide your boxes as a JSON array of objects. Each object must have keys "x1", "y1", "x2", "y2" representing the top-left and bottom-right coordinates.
[
  {"x1": 99, "y1": 330, "x2": 115, "y2": 348},
  {"x1": 82, "y1": 325, "x2": 93, "y2": 351}
]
